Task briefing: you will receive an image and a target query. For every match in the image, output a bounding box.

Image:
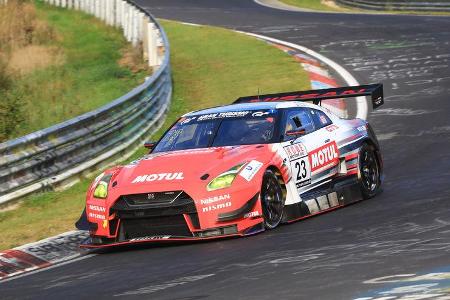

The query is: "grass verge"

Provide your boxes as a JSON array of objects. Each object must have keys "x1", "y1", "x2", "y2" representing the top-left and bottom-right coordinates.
[
  {"x1": 0, "y1": 20, "x2": 310, "y2": 250},
  {"x1": 278, "y1": 0, "x2": 450, "y2": 15},
  {"x1": 279, "y1": 0, "x2": 353, "y2": 12},
  {"x1": 0, "y1": 1, "x2": 148, "y2": 142}
]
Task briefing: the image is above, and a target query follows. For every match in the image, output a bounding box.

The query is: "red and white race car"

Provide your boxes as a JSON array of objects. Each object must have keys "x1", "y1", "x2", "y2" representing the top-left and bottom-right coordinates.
[{"x1": 76, "y1": 84, "x2": 384, "y2": 248}]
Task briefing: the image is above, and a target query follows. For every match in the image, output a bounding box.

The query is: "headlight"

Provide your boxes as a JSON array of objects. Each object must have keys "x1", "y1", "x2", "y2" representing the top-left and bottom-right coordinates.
[
  {"x1": 93, "y1": 174, "x2": 112, "y2": 199},
  {"x1": 207, "y1": 163, "x2": 245, "y2": 191}
]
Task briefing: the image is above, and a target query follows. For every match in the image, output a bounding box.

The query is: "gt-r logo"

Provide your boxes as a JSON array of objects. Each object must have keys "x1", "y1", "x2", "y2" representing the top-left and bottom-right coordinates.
[
  {"x1": 252, "y1": 111, "x2": 270, "y2": 117},
  {"x1": 132, "y1": 172, "x2": 184, "y2": 183},
  {"x1": 309, "y1": 142, "x2": 339, "y2": 173}
]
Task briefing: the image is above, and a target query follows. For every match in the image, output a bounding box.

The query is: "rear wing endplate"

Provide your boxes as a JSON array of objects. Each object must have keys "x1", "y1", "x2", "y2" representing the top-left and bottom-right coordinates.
[{"x1": 233, "y1": 83, "x2": 384, "y2": 110}]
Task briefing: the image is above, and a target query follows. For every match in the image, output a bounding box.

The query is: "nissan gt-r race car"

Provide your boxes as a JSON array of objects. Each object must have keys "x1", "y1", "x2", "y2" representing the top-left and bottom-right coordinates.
[{"x1": 76, "y1": 84, "x2": 384, "y2": 248}]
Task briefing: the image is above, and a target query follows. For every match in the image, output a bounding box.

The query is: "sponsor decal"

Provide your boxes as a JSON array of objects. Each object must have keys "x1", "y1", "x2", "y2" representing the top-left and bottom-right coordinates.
[
  {"x1": 102, "y1": 220, "x2": 108, "y2": 229},
  {"x1": 88, "y1": 205, "x2": 106, "y2": 212},
  {"x1": 202, "y1": 201, "x2": 232, "y2": 213},
  {"x1": 325, "y1": 124, "x2": 339, "y2": 132},
  {"x1": 319, "y1": 114, "x2": 328, "y2": 125},
  {"x1": 88, "y1": 213, "x2": 105, "y2": 220},
  {"x1": 374, "y1": 96, "x2": 383, "y2": 105},
  {"x1": 239, "y1": 160, "x2": 263, "y2": 182},
  {"x1": 296, "y1": 178, "x2": 311, "y2": 188},
  {"x1": 244, "y1": 211, "x2": 260, "y2": 218},
  {"x1": 199, "y1": 194, "x2": 231, "y2": 205},
  {"x1": 252, "y1": 111, "x2": 270, "y2": 117},
  {"x1": 197, "y1": 111, "x2": 250, "y2": 121},
  {"x1": 309, "y1": 142, "x2": 339, "y2": 173},
  {"x1": 141, "y1": 153, "x2": 168, "y2": 161},
  {"x1": 129, "y1": 236, "x2": 171, "y2": 241},
  {"x1": 357, "y1": 125, "x2": 367, "y2": 132},
  {"x1": 284, "y1": 143, "x2": 307, "y2": 160},
  {"x1": 132, "y1": 172, "x2": 184, "y2": 183},
  {"x1": 179, "y1": 116, "x2": 196, "y2": 125},
  {"x1": 88, "y1": 204, "x2": 106, "y2": 221}
]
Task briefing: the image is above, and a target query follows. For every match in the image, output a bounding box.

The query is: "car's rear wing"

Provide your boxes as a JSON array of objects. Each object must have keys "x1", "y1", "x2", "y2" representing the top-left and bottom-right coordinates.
[{"x1": 233, "y1": 83, "x2": 384, "y2": 110}]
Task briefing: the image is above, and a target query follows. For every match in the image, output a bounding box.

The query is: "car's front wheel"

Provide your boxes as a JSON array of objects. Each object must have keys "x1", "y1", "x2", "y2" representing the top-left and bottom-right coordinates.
[
  {"x1": 358, "y1": 143, "x2": 381, "y2": 199},
  {"x1": 261, "y1": 169, "x2": 284, "y2": 229}
]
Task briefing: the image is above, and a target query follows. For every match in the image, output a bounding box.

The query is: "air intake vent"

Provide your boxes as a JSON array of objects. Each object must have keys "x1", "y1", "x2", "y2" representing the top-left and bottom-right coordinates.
[{"x1": 121, "y1": 215, "x2": 192, "y2": 239}]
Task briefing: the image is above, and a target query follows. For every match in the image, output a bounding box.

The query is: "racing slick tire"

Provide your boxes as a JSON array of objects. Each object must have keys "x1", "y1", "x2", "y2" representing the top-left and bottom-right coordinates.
[
  {"x1": 261, "y1": 169, "x2": 284, "y2": 229},
  {"x1": 358, "y1": 143, "x2": 381, "y2": 199}
]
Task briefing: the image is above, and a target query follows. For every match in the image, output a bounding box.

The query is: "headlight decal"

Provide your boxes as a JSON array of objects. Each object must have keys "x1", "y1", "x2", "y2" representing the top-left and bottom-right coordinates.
[
  {"x1": 93, "y1": 174, "x2": 113, "y2": 199},
  {"x1": 206, "y1": 163, "x2": 245, "y2": 191}
]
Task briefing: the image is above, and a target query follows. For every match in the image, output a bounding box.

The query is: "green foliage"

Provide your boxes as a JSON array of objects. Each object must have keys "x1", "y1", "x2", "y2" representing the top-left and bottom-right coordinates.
[
  {"x1": 279, "y1": 0, "x2": 349, "y2": 12},
  {"x1": 0, "y1": 88, "x2": 26, "y2": 141},
  {"x1": 0, "y1": 58, "x2": 25, "y2": 141},
  {"x1": 0, "y1": 2, "x2": 147, "y2": 142},
  {"x1": 0, "y1": 58, "x2": 11, "y2": 91}
]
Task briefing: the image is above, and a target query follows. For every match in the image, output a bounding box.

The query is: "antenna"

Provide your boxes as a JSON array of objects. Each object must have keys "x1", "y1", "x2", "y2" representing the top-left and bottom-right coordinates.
[{"x1": 257, "y1": 88, "x2": 260, "y2": 101}]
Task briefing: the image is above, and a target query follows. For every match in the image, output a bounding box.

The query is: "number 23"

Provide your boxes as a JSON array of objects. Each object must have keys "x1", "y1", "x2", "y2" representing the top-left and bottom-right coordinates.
[{"x1": 295, "y1": 159, "x2": 307, "y2": 180}]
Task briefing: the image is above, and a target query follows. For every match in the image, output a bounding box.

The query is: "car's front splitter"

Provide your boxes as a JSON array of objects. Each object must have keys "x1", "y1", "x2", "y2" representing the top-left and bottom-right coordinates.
[{"x1": 80, "y1": 222, "x2": 265, "y2": 249}]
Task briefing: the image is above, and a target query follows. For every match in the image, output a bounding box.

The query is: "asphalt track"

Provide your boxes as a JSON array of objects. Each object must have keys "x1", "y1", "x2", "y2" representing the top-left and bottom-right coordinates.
[{"x1": 2, "y1": 1, "x2": 450, "y2": 299}]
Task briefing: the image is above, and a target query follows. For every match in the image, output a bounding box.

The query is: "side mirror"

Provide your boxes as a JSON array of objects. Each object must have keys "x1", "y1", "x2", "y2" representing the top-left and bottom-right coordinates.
[
  {"x1": 144, "y1": 141, "x2": 156, "y2": 150},
  {"x1": 285, "y1": 128, "x2": 306, "y2": 137}
]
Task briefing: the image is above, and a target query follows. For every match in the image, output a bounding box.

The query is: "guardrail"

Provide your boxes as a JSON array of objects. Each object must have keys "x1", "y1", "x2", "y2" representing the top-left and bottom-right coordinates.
[
  {"x1": 0, "y1": 0, "x2": 172, "y2": 205},
  {"x1": 336, "y1": 0, "x2": 450, "y2": 12}
]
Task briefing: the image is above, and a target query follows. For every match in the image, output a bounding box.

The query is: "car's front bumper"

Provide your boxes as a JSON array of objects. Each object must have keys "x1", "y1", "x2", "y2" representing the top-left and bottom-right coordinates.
[{"x1": 79, "y1": 222, "x2": 265, "y2": 249}]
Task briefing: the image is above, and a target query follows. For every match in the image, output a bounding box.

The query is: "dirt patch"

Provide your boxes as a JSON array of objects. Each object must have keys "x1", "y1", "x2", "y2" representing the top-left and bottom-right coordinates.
[
  {"x1": 321, "y1": 0, "x2": 345, "y2": 10},
  {"x1": 0, "y1": 0, "x2": 59, "y2": 75},
  {"x1": 0, "y1": 1, "x2": 54, "y2": 51},
  {"x1": 118, "y1": 44, "x2": 151, "y2": 74},
  {"x1": 0, "y1": 200, "x2": 23, "y2": 213},
  {"x1": 8, "y1": 45, "x2": 64, "y2": 75}
]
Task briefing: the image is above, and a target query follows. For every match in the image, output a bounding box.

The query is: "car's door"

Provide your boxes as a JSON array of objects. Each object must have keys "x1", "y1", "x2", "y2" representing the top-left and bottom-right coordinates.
[{"x1": 280, "y1": 107, "x2": 339, "y2": 195}]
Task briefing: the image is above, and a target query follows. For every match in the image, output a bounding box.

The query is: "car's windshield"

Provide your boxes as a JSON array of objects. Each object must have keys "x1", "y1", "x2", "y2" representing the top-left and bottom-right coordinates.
[{"x1": 153, "y1": 110, "x2": 277, "y2": 153}]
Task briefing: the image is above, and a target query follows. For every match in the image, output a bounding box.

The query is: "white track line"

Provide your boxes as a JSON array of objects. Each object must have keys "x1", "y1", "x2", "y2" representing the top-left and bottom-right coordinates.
[{"x1": 236, "y1": 31, "x2": 368, "y2": 120}]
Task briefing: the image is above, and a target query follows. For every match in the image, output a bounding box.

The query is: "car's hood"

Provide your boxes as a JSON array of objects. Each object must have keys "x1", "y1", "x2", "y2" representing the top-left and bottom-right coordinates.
[{"x1": 111, "y1": 145, "x2": 272, "y2": 195}]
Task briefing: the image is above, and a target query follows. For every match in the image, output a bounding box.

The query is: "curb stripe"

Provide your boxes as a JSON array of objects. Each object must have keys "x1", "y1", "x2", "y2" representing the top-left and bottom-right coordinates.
[
  {"x1": 308, "y1": 72, "x2": 339, "y2": 87},
  {"x1": 302, "y1": 64, "x2": 332, "y2": 78}
]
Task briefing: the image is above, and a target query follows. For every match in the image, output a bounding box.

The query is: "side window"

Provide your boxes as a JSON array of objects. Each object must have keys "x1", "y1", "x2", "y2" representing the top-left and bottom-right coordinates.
[
  {"x1": 310, "y1": 109, "x2": 332, "y2": 129},
  {"x1": 283, "y1": 108, "x2": 315, "y2": 141}
]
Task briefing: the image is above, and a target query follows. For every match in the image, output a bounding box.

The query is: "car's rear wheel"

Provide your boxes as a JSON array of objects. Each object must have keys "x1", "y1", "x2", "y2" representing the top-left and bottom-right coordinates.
[
  {"x1": 358, "y1": 143, "x2": 381, "y2": 199},
  {"x1": 261, "y1": 169, "x2": 284, "y2": 229}
]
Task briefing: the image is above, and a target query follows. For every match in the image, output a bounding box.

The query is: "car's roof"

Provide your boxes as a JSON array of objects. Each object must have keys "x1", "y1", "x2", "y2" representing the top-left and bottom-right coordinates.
[{"x1": 184, "y1": 101, "x2": 318, "y2": 116}]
